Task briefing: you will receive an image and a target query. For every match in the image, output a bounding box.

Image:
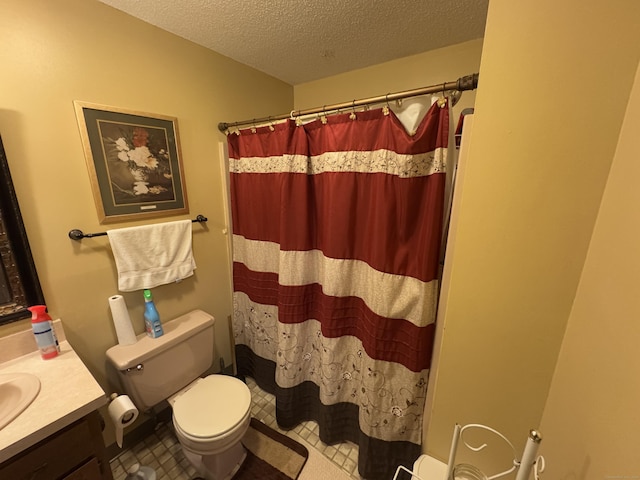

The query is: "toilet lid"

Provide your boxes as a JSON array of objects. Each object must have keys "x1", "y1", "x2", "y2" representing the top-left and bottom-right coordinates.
[{"x1": 173, "y1": 375, "x2": 251, "y2": 438}]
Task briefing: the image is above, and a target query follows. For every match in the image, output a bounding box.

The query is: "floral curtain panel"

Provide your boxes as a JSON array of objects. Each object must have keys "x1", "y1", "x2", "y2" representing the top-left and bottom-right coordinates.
[{"x1": 228, "y1": 102, "x2": 449, "y2": 480}]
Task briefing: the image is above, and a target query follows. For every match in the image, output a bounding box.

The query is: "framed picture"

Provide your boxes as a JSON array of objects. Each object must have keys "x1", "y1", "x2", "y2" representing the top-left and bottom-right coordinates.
[{"x1": 74, "y1": 102, "x2": 188, "y2": 223}]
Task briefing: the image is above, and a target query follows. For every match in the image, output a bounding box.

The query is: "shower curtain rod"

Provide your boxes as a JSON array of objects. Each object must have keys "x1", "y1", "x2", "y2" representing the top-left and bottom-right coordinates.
[{"x1": 218, "y1": 73, "x2": 478, "y2": 132}]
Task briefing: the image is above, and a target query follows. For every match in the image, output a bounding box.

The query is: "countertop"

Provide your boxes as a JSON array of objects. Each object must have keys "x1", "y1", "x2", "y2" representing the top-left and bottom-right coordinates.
[{"x1": 0, "y1": 323, "x2": 108, "y2": 464}]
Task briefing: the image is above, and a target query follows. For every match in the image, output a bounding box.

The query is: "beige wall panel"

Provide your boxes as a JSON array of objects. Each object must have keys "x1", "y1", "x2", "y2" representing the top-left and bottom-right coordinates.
[
  {"x1": 426, "y1": 0, "x2": 640, "y2": 472},
  {"x1": 539, "y1": 59, "x2": 640, "y2": 479},
  {"x1": 294, "y1": 39, "x2": 483, "y2": 124}
]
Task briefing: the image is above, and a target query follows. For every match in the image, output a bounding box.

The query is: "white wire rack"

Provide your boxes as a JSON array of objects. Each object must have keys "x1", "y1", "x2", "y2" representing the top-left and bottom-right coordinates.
[{"x1": 391, "y1": 423, "x2": 546, "y2": 480}]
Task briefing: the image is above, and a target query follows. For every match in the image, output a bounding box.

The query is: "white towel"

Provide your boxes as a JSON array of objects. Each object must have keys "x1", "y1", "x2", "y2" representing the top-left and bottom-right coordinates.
[{"x1": 106, "y1": 219, "x2": 196, "y2": 292}]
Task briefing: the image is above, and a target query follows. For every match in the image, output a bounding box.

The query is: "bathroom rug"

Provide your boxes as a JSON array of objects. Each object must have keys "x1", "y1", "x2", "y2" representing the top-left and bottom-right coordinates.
[{"x1": 233, "y1": 418, "x2": 309, "y2": 479}]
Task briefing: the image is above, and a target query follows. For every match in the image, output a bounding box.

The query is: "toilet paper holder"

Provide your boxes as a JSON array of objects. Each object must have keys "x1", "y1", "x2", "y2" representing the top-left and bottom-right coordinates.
[
  {"x1": 109, "y1": 393, "x2": 137, "y2": 422},
  {"x1": 108, "y1": 393, "x2": 139, "y2": 448}
]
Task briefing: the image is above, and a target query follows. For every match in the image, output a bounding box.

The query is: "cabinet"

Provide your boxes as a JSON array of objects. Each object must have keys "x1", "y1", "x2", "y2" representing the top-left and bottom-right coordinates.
[{"x1": 0, "y1": 410, "x2": 113, "y2": 480}]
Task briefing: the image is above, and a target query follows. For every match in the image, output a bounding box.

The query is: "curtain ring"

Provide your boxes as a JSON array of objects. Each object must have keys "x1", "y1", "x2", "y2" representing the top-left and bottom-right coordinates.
[
  {"x1": 319, "y1": 105, "x2": 328, "y2": 124},
  {"x1": 438, "y1": 83, "x2": 448, "y2": 108},
  {"x1": 383, "y1": 94, "x2": 391, "y2": 115},
  {"x1": 350, "y1": 100, "x2": 357, "y2": 120}
]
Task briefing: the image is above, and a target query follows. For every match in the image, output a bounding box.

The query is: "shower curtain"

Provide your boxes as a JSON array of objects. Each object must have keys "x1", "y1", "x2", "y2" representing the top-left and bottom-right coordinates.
[{"x1": 228, "y1": 101, "x2": 449, "y2": 480}]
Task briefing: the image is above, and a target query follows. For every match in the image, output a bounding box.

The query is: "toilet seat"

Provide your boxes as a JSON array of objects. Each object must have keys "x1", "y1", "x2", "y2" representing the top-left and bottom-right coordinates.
[
  {"x1": 172, "y1": 375, "x2": 252, "y2": 440},
  {"x1": 412, "y1": 454, "x2": 448, "y2": 479}
]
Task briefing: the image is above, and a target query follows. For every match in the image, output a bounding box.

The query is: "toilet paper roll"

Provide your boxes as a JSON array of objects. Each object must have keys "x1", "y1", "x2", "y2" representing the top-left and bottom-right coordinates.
[
  {"x1": 109, "y1": 295, "x2": 137, "y2": 346},
  {"x1": 108, "y1": 394, "x2": 139, "y2": 448}
]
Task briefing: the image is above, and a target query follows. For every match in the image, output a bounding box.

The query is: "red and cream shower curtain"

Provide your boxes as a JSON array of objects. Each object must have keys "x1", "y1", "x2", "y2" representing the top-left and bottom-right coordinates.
[{"x1": 228, "y1": 102, "x2": 449, "y2": 480}]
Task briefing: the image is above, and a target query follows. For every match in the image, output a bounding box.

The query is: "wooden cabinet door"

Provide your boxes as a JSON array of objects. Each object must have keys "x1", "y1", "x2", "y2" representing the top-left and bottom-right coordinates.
[{"x1": 63, "y1": 457, "x2": 103, "y2": 480}]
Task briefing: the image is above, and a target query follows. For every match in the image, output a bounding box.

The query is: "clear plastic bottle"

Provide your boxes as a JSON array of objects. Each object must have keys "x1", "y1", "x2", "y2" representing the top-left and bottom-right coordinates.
[
  {"x1": 143, "y1": 289, "x2": 163, "y2": 338},
  {"x1": 125, "y1": 463, "x2": 156, "y2": 480}
]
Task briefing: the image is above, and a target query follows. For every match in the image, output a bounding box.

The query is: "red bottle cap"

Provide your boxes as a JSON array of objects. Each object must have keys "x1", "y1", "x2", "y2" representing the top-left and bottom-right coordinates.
[{"x1": 27, "y1": 305, "x2": 52, "y2": 323}]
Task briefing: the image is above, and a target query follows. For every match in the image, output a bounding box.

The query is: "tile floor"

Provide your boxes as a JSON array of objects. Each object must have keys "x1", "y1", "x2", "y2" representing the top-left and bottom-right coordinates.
[{"x1": 109, "y1": 377, "x2": 361, "y2": 480}]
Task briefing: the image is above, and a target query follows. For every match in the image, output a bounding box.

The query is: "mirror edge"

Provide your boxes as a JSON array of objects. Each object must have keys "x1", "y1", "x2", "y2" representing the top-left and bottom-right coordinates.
[{"x1": 0, "y1": 135, "x2": 46, "y2": 325}]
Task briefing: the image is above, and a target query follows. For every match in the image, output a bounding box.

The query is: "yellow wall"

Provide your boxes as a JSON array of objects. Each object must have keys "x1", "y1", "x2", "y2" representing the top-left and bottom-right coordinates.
[
  {"x1": 538, "y1": 56, "x2": 640, "y2": 479},
  {"x1": 0, "y1": 0, "x2": 292, "y2": 441},
  {"x1": 428, "y1": 0, "x2": 640, "y2": 472},
  {"x1": 294, "y1": 39, "x2": 482, "y2": 123}
]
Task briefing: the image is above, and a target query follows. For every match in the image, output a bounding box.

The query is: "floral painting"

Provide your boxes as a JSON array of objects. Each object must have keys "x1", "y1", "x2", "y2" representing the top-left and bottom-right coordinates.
[
  {"x1": 102, "y1": 123, "x2": 175, "y2": 201},
  {"x1": 74, "y1": 102, "x2": 188, "y2": 223}
]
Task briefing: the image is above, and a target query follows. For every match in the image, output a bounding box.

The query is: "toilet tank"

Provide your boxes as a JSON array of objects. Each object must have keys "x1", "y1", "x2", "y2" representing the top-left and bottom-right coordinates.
[{"x1": 106, "y1": 309, "x2": 215, "y2": 411}]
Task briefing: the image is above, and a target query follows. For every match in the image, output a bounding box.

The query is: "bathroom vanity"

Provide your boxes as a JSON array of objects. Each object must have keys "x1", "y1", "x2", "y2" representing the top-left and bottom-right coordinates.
[
  {"x1": 0, "y1": 411, "x2": 112, "y2": 479},
  {"x1": 0, "y1": 321, "x2": 113, "y2": 479}
]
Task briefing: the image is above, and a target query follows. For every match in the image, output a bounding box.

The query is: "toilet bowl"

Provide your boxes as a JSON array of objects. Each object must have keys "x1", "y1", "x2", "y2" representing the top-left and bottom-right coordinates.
[
  {"x1": 170, "y1": 375, "x2": 252, "y2": 454},
  {"x1": 170, "y1": 375, "x2": 252, "y2": 479},
  {"x1": 106, "y1": 310, "x2": 252, "y2": 480},
  {"x1": 411, "y1": 454, "x2": 448, "y2": 479}
]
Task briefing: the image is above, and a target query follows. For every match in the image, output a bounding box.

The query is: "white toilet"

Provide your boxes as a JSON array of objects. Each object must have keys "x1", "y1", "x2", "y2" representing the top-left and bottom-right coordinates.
[
  {"x1": 106, "y1": 309, "x2": 252, "y2": 480},
  {"x1": 411, "y1": 454, "x2": 448, "y2": 479}
]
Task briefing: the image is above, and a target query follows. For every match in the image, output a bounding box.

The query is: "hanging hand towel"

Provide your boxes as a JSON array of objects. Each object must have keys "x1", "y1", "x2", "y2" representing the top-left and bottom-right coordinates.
[{"x1": 106, "y1": 219, "x2": 196, "y2": 292}]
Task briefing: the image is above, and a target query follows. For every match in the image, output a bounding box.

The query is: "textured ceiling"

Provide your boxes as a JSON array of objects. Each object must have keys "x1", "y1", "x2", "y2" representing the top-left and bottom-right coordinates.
[{"x1": 97, "y1": 0, "x2": 488, "y2": 85}]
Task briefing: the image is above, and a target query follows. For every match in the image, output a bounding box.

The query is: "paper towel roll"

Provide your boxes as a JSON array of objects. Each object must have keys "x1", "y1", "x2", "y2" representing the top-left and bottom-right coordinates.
[
  {"x1": 109, "y1": 295, "x2": 137, "y2": 346},
  {"x1": 108, "y1": 394, "x2": 139, "y2": 448}
]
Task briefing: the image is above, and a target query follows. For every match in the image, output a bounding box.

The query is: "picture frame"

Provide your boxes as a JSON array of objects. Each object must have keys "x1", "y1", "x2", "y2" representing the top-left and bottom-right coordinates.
[{"x1": 74, "y1": 102, "x2": 188, "y2": 224}]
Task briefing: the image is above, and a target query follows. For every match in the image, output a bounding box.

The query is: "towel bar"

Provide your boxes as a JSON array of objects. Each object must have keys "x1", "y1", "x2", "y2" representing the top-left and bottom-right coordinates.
[{"x1": 68, "y1": 215, "x2": 208, "y2": 240}]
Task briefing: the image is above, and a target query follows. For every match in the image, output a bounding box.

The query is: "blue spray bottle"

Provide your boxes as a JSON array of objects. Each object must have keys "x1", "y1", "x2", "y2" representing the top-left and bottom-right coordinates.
[{"x1": 143, "y1": 289, "x2": 163, "y2": 338}]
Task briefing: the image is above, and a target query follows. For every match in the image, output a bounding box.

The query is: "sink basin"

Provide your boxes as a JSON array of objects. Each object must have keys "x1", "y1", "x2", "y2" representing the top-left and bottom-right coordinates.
[{"x1": 0, "y1": 372, "x2": 40, "y2": 430}]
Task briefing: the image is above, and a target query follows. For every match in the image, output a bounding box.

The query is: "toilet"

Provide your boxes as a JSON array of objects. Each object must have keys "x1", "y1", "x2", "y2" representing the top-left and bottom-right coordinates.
[
  {"x1": 411, "y1": 454, "x2": 448, "y2": 479},
  {"x1": 106, "y1": 309, "x2": 251, "y2": 480}
]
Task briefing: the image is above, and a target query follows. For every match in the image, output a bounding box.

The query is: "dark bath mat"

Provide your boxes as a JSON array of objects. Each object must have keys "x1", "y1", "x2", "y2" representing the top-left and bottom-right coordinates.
[{"x1": 233, "y1": 418, "x2": 309, "y2": 480}]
